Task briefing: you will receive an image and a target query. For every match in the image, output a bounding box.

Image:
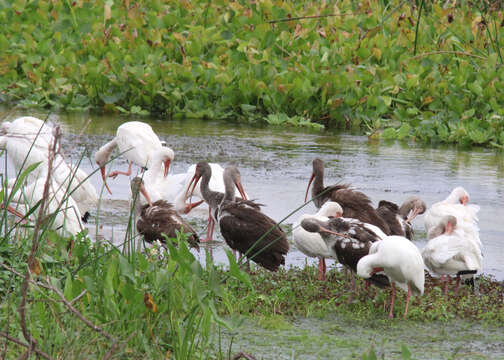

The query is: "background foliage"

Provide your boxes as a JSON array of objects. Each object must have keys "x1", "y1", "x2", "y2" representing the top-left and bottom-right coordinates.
[{"x1": 1, "y1": 0, "x2": 504, "y2": 146}]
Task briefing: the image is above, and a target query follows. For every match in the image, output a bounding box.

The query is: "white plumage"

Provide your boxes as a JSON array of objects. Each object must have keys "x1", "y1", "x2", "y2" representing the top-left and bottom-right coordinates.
[
  {"x1": 422, "y1": 218, "x2": 482, "y2": 277},
  {"x1": 357, "y1": 235, "x2": 425, "y2": 318},
  {"x1": 293, "y1": 202, "x2": 343, "y2": 280},
  {"x1": 1, "y1": 117, "x2": 97, "y2": 219},
  {"x1": 94, "y1": 121, "x2": 164, "y2": 193},
  {"x1": 424, "y1": 187, "x2": 480, "y2": 246}
]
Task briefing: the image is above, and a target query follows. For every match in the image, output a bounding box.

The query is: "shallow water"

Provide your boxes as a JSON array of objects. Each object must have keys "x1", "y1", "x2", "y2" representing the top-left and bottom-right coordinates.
[
  {"x1": 1, "y1": 110, "x2": 503, "y2": 280},
  {"x1": 221, "y1": 315, "x2": 504, "y2": 359}
]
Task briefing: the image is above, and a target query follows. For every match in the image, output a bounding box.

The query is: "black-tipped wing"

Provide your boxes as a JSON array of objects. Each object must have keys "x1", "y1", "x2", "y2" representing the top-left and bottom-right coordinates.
[{"x1": 219, "y1": 204, "x2": 289, "y2": 271}]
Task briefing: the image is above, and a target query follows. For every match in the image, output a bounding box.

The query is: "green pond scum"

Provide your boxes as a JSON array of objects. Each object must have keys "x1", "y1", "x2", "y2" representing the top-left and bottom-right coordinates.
[{"x1": 1, "y1": 0, "x2": 504, "y2": 147}]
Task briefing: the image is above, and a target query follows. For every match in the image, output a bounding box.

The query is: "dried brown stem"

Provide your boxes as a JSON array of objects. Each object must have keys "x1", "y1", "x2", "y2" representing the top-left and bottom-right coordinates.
[
  {"x1": 18, "y1": 126, "x2": 60, "y2": 359},
  {"x1": 0, "y1": 332, "x2": 53, "y2": 360}
]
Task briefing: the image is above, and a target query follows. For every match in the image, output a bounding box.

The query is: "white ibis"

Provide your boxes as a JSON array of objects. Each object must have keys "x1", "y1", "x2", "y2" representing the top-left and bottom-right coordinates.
[
  {"x1": 0, "y1": 117, "x2": 97, "y2": 222},
  {"x1": 422, "y1": 215, "x2": 482, "y2": 295},
  {"x1": 300, "y1": 217, "x2": 390, "y2": 288},
  {"x1": 357, "y1": 236, "x2": 425, "y2": 318},
  {"x1": 293, "y1": 201, "x2": 343, "y2": 281},
  {"x1": 8, "y1": 177, "x2": 83, "y2": 237},
  {"x1": 130, "y1": 177, "x2": 199, "y2": 249},
  {"x1": 305, "y1": 158, "x2": 391, "y2": 235},
  {"x1": 376, "y1": 196, "x2": 426, "y2": 240},
  {"x1": 218, "y1": 165, "x2": 289, "y2": 271},
  {"x1": 94, "y1": 121, "x2": 164, "y2": 194},
  {"x1": 185, "y1": 162, "x2": 250, "y2": 241}
]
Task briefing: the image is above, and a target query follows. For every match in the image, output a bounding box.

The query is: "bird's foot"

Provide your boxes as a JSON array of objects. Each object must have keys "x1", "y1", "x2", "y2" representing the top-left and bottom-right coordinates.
[{"x1": 108, "y1": 171, "x2": 119, "y2": 179}]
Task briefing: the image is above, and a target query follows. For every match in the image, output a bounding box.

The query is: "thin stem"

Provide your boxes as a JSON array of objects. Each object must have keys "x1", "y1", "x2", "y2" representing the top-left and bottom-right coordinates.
[{"x1": 413, "y1": 0, "x2": 425, "y2": 56}]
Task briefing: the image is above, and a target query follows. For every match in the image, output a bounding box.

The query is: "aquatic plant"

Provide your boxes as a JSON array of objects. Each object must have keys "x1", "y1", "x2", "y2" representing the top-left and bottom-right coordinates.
[{"x1": 1, "y1": 0, "x2": 504, "y2": 146}]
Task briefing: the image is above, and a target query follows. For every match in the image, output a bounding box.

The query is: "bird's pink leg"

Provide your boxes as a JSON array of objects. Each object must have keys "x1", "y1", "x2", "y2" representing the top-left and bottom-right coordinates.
[
  {"x1": 389, "y1": 283, "x2": 396, "y2": 318},
  {"x1": 108, "y1": 161, "x2": 133, "y2": 179},
  {"x1": 201, "y1": 208, "x2": 214, "y2": 242},
  {"x1": 365, "y1": 280, "x2": 370, "y2": 291},
  {"x1": 318, "y1": 257, "x2": 326, "y2": 281},
  {"x1": 455, "y1": 275, "x2": 461, "y2": 297},
  {"x1": 443, "y1": 275, "x2": 450, "y2": 296},
  {"x1": 403, "y1": 283, "x2": 412, "y2": 319}
]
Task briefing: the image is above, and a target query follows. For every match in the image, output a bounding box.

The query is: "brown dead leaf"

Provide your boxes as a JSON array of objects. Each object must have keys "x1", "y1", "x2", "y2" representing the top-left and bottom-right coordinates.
[
  {"x1": 144, "y1": 292, "x2": 157, "y2": 313},
  {"x1": 29, "y1": 258, "x2": 42, "y2": 275},
  {"x1": 423, "y1": 96, "x2": 434, "y2": 105},
  {"x1": 294, "y1": 24, "x2": 303, "y2": 38}
]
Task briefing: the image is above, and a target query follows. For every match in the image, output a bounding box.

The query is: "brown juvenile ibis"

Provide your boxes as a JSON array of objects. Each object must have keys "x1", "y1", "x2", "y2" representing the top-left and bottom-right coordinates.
[
  {"x1": 305, "y1": 158, "x2": 391, "y2": 235},
  {"x1": 300, "y1": 217, "x2": 390, "y2": 289},
  {"x1": 376, "y1": 196, "x2": 426, "y2": 240},
  {"x1": 130, "y1": 177, "x2": 199, "y2": 249},
  {"x1": 185, "y1": 162, "x2": 250, "y2": 242},
  {"x1": 218, "y1": 165, "x2": 289, "y2": 272}
]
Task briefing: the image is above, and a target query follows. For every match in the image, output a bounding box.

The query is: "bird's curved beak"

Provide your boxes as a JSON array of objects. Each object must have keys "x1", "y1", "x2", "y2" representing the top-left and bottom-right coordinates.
[
  {"x1": 100, "y1": 166, "x2": 113, "y2": 195},
  {"x1": 370, "y1": 267, "x2": 384, "y2": 276},
  {"x1": 185, "y1": 172, "x2": 202, "y2": 209},
  {"x1": 234, "y1": 177, "x2": 248, "y2": 201},
  {"x1": 460, "y1": 195, "x2": 468, "y2": 206},
  {"x1": 318, "y1": 224, "x2": 346, "y2": 237},
  {"x1": 445, "y1": 221, "x2": 454, "y2": 235},
  {"x1": 304, "y1": 173, "x2": 315, "y2": 202},
  {"x1": 406, "y1": 206, "x2": 422, "y2": 223},
  {"x1": 139, "y1": 182, "x2": 153, "y2": 207},
  {"x1": 163, "y1": 159, "x2": 171, "y2": 178}
]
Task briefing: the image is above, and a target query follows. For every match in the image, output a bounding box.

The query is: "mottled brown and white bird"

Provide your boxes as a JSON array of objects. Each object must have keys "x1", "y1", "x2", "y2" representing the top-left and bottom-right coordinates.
[
  {"x1": 305, "y1": 158, "x2": 391, "y2": 235},
  {"x1": 300, "y1": 216, "x2": 389, "y2": 288},
  {"x1": 376, "y1": 196, "x2": 426, "y2": 240},
  {"x1": 357, "y1": 236, "x2": 425, "y2": 318},
  {"x1": 130, "y1": 177, "x2": 199, "y2": 249},
  {"x1": 218, "y1": 165, "x2": 289, "y2": 272}
]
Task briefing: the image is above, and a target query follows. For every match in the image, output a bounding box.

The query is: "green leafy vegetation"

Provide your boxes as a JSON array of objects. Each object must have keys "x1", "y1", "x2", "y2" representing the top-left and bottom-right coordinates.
[{"x1": 1, "y1": 0, "x2": 504, "y2": 146}]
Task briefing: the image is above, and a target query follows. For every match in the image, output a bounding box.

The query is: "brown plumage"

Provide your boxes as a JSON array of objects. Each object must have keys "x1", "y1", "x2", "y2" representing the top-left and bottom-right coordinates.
[
  {"x1": 137, "y1": 200, "x2": 200, "y2": 249},
  {"x1": 131, "y1": 177, "x2": 199, "y2": 250},
  {"x1": 301, "y1": 217, "x2": 389, "y2": 288},
  {"x1": 305, "y1": 158, "x2": 391, "y2": 235},
  {"x1": 377, "y1": 196, "x2": 426, "y2": 240},
  {"x1": 218, "y1": 166, "x2": 289, "y2": 272}
]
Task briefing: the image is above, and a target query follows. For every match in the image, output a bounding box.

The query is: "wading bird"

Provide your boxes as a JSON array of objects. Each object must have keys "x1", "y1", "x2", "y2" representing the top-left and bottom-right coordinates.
[
  {"x1": 376, "y1": 196, "x2": 426, "y2": 239},
  {"x1": 293, "y1": 201, "x2": 343, "y2": 281},
  {"x1": 94, "y1": 121, "x2": 165, "y2": 194},
  {"x1": 422, "y1": 215, "x2": 482, "y2": 296},
  {"x1": 357, "y1": 236, "x2": 425, "y2": 318},
  {"x1": 218, "y1": 165, "x2": 289, "y2": 271},
  {"x1": 305, "y1": 158, "x2": 390, "y2": 235},
  {"x1": 130, "y1": 177, "x2": 199, "y2": 249}
]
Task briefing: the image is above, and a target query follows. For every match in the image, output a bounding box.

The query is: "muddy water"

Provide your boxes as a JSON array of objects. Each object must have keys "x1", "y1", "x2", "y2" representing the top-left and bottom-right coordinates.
[{"x1": 1, "y1": 110, "x2": 504, "y2": 281}]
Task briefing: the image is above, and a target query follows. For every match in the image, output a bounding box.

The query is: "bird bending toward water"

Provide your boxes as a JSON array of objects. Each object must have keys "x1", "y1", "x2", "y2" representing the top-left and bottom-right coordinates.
[
  {"x1": 357, "y1": 236, "x2": 425, "y2": 318},
  {"x1": 130, "y1": 177, "x2": 199, "y2": 249}
]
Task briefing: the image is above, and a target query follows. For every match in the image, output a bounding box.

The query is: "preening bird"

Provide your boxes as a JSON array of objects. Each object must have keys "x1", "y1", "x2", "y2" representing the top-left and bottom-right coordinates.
[
  {"x1": 422, "y1": 215, "x2": 482, "y2": 295},
  {"x1": 293, "y1": 201, "x2": 343, "y2": 281},
  {"x1": 376, "y1": 196, "x2": 426, "y2": 239},
  {"x1": 357, "y1": 236, "x2": 425, "y2": 318},
  {"x1": 130, "y1": 177, "x2": 199, "y2": 249},
  {"x1": 94, "y1": 121, "x2": 165, "y2": 194}
]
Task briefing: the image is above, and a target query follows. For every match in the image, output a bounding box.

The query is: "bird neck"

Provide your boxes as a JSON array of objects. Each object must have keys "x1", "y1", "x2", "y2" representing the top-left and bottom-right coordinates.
[
  {"x1": 312, "y1": 169, "x2": 324, "y2": 199},
  {"x1": 398, "y1": 200, "x2": 414, "y2": 219},
  {"x1": 96, "y1": 139, "x2": 117, "y2": 164},
  {"x1": 199, "y1": 172, "x2": 221, "y2": 209},
  {"x1": 223, "y1": 173, "x2": 236, "y2": 202},
  {"x1": 356, "y1": 253, "x2": 382, "y2": 279}
]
